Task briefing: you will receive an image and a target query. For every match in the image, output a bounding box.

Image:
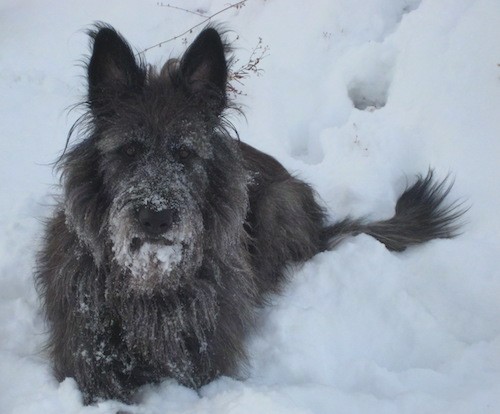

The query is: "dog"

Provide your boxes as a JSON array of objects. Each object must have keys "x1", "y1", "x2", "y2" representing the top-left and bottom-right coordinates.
[{"x1": 35, "y1": 24, "x2": 465, "y2": 404}]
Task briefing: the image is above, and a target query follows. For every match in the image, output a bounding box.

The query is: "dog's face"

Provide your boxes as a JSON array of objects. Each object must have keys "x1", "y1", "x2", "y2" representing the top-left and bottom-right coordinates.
[
  {"x1": 101, "y1": 115, "x2": 210, "y2": 292},
  {"x1": 78, "y1": 26, "x2": 232, "y2": 291}
]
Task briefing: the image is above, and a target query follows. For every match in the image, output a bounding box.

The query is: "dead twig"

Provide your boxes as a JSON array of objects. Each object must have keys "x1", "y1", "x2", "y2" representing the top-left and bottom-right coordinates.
[
  {"x1": 228, "y1": 37, "x2": 270, "y2": 97},
  {"x1": 156, "y1": 3, "x2": 207, "y2": 17},
  {"x1": 138, "y1": 0, "x2": 247, "y2": 55}
]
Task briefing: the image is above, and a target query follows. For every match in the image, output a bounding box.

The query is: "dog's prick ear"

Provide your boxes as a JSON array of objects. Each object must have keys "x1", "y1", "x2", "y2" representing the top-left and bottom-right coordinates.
[
  {"x1": 88, "y1": 26, "x2": 142, "y2": 98},
  {"x1": 180, "y1": 28, "x2": 227, "y2": 104}
]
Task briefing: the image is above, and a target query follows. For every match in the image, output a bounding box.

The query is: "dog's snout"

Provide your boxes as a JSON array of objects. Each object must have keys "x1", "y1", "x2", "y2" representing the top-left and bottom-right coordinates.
[{"x1": 137, "y1": 207, "x2": 175, "y2": 235}]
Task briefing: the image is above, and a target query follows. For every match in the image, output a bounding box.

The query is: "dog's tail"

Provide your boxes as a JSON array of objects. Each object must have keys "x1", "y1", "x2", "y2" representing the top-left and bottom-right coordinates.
[{"x1": 323, "y1": 170, "x2": 467, "y2": 252}]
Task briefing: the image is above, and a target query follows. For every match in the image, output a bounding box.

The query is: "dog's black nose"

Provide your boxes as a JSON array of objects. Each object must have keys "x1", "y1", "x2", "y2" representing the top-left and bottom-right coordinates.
[{"x1": 137, "y1": 207, "x2": 175, "y2": 235}]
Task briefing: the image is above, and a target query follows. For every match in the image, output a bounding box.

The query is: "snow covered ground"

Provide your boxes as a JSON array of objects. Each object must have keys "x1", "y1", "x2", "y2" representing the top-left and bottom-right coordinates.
[{"x1": 1, "y1": 0, "x2": 500, "y2": 412}]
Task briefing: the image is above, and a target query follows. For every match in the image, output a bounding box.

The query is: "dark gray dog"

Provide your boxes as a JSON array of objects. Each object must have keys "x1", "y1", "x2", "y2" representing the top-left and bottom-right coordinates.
[{"x1": 36, "y1": 24, "x2": 464, "y2": 404}]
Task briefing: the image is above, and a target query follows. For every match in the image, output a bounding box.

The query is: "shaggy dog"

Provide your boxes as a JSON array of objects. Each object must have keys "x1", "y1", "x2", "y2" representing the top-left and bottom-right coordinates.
[{"x1": 35, "y1": 24, "x2": 464, "y2": 404}]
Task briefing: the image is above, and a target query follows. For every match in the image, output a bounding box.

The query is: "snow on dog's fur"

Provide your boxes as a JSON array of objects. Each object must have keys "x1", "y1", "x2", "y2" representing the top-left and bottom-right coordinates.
[{"x1": 35, "y1": 24, "x2": 466, "y2": 404}]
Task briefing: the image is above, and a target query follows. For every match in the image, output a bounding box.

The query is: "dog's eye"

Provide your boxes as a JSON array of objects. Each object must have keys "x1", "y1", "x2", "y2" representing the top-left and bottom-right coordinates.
[
  {"x1": 123, "y1": 143, "x2": 141, "y2": 158},
  {"x1": 177, "y1": 145, "x2": 193, "y2": 161}
]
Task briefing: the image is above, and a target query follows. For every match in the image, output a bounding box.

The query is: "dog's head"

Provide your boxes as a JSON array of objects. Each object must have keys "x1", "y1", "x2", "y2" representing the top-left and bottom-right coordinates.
[{"x1": 61, "y1": 25, "x2": 248, "y2": 292}]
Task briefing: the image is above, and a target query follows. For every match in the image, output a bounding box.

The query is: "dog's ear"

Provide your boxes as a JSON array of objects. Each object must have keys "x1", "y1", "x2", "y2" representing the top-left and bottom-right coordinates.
[
  {"x1": 180, "y1": 28, "x2": 227, "y2": 111},
  {"x1": 87, "y1": 25, "x2": 143, "y2": 107}
]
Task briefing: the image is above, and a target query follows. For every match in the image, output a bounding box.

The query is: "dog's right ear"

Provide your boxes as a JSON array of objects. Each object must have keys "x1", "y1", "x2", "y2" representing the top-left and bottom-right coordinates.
[
  {"x1": 87, "y1": 25, "x2": 143, "y2": 109},
  {"x1": 179, "y1": 27, "x2": 228, "y2": 113}
]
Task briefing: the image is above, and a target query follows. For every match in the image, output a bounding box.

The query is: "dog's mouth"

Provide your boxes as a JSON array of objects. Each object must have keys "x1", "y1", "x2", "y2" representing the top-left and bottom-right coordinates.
[
  {"x1": 130, "y1": 236, "x2": 175, "y2": 252},
  {"x1": 110, "y1": 234, "x2": 187, "y2": 283}
]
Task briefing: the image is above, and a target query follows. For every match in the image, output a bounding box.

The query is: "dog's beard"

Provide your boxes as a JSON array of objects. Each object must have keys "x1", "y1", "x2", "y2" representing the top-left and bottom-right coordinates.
[
  {"x1": 108, "y1": 201, "x2": 203, "y2": 291},
  {"x1": 121, "y1": 237, "x2": 184, "y2": 281}
]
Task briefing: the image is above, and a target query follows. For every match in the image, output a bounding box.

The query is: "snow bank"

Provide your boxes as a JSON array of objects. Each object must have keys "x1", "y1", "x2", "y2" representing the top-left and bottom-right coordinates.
[{"x1": 1, "y1": 0, "x2": 499, "y2": 413}]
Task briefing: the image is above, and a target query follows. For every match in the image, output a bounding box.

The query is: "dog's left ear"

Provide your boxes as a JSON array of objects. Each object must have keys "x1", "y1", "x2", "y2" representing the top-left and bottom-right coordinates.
[{"x1": 180, "y1": 28, "x2": 228, "y2": 111}]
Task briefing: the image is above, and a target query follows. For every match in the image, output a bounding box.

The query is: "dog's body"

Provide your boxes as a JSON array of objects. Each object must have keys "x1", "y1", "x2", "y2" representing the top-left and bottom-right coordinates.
[{"x1": 36, "y1": 25, "x2": 464, "y2": 404}]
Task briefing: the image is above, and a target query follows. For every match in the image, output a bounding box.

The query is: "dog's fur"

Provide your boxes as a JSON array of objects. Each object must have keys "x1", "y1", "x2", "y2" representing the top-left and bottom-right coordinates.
[{"x1": 35, "y1": 24, "x2": 465, "y2": 404}]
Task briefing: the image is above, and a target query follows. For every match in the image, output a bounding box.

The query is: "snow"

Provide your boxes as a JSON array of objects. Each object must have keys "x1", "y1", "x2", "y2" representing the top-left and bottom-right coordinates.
[
  {"x1": 117, "y1": 240, "x2": 184, "y2": 279},
  {"x1": 1, "y1": 0, "x2": 500, "y2": 412}
]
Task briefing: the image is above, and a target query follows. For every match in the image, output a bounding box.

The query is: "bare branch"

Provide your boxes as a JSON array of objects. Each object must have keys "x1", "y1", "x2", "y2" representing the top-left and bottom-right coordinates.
[
  {"x1": 138, "y1": 0, "x2": 247, "y2": 56},
  {"x1": 228, "y1": 37, "x2": 270, "y2": 99},
  {"x1": 157, "y1": 3, "x2": 207, "y2": 17}
]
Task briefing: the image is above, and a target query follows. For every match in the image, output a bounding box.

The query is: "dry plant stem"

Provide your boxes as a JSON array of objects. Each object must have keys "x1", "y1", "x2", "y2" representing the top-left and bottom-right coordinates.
[
  {"x1": 157, "y1": 3, "x2": 206, "y2": 17},
  {"x1": 228, "y1": 38, "x2": 270, "y2": 98},
  {"x1": 138, "y1": 0, "x2": 247, "y2": 56}
]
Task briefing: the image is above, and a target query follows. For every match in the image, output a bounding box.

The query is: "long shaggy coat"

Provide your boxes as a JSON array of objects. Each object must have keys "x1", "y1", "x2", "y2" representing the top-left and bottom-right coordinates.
[{"x1": 35, "y1": 24, "x2": 465, "y2": 404}]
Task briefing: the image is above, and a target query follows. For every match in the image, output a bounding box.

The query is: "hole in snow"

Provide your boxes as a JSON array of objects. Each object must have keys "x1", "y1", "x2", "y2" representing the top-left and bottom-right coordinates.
[
  {"x1": 348, "y1": 82, "x2": 389, "y2": 111},
  {"x1": 345, "y1": 47, "x2": 396, "y2": 112}
]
